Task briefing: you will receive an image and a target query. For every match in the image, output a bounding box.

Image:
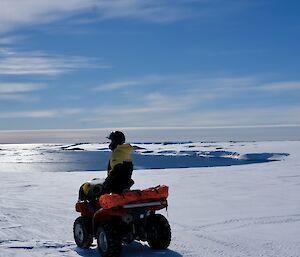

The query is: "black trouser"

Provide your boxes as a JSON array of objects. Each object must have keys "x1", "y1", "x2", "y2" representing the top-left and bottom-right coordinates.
[{"x1": 103, "y1": 161, "x2": 134, "y2": 194}]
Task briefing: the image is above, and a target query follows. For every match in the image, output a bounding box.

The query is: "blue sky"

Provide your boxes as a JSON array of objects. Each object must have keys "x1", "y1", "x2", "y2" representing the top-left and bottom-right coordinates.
[{"x1": 0, "y1": 0, "x2": 300, "y2": 131}]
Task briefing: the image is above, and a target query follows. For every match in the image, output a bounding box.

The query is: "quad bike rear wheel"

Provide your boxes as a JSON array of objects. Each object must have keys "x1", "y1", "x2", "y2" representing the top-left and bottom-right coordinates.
[
  {"x1": 73, "y1": 216, "x2": 93, "y2": 248},
  {"x1": 97, "y1": 224, "x2": 122, "y2": 257},
  {"x1": 146, "y1": 214, "x2": 171, "y2": 249}
]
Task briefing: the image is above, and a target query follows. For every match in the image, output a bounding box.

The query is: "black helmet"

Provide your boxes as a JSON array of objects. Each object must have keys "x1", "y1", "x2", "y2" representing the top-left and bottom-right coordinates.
[{"x1": 107, "y1": 131, "x2": 125, "y2": 145}]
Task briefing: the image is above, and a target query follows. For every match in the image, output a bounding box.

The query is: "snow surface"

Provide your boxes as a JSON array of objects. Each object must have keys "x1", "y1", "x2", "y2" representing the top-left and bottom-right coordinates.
[{"x1": 0, "y1": 141, "x2": 299, "y2": 257}]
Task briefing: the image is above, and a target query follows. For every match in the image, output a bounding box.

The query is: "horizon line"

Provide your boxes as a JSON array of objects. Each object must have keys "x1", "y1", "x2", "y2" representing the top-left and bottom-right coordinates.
[{"x1": 0, "y1": 124, "x2": 300, "y2": 133}]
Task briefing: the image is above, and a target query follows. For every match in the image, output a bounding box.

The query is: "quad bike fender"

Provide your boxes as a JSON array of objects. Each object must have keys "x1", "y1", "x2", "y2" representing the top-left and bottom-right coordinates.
[
  {"x1": 75, "y1": 201, "x2": 99, "y2": 217},
  {"x1": 93, "y1": 208, "x2": 128, "y2": 223}
]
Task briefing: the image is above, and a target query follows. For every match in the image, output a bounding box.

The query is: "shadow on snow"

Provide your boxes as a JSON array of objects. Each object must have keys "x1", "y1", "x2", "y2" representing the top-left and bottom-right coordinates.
[{"x1": 75, "y1": 241, "x2": 182, "y2": 257}]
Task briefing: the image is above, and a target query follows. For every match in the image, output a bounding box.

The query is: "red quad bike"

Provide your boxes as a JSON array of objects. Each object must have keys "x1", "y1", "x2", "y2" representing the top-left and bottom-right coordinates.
[{"x1": 73, "y1": 185, "x2": 171, "y2": 257}]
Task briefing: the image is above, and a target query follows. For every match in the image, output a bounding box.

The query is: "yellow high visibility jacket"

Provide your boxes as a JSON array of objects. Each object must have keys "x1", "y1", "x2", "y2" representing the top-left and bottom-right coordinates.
[{"x1": 109, "y1": 144, "x2": 133, "y2": 171}]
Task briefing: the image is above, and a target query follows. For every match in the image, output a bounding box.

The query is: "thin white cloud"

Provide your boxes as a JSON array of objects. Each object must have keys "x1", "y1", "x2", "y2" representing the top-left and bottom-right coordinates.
[
  {"x1": 0, "y1": 111, "x2": 58, "y2": 119},
  {"x1": 81, "y1": 90, "x2": 205, "y2": 126},
  {"x1": 0, "y1": 82, "x2": 45, "y2": 102},
  {"x1": 0, "y1": 36, "x2": 21, "y2": 45},
  {"x1": 92, "y1": 74, "x2": 260, "y2": 101},
  {"x1": 81, "y1": 104, "x2": 300, "y2": 127},
  {"x1": 0, "y1": 48, "x2": 14, "y2": 55},
  {"x1": 182, "y1": 106, "x2": 300, "y2": 127},
  {"x1": 2, "y1": 72, "x2": 298, "y2": 127},
  {"x1": 143, "y1": 91, "x2": 199, "y2": 111},
  {"x1": 0, "y1": 0, "x2": 253, "y2": 33},
  {"x1": 0, "y1": 49, "x2": 105, "y2": 76},
  {"x1": 0, "y1": 108, "x2": 84, "y2": 119},
  {"x1": 91, "y1": 0, "x2": 192, "y2": 23},
  {"x1": 0, "y1": 83, "x2": 46, "y2": 93},
  {"x1": 93, "y1": 74, "x2": 300, "y2": 99},
  {"x1": 82, "y1": 99, "x2": 181, "y2": 123},
  {"x1": 0, "y1": 0, "x2": 93, "y2": 33},
  {"x1": 94, "y1": 80, "x2": 140, "y2": 92},
  {"x1": 93, "y1": 75, "x2": 167, "y2": 92},
  {"x1": 82, "y1": 74, "x2": 300, "y2": 127},
  {"x1": 260, "y1": 81, "x2": 300, "y2": 92},
  {"x1": 0, "y1": 94, "x2": 38, "y2": 102},
  {"x1": 0, "y1": 82, "x2": 47, "y2": 102}
]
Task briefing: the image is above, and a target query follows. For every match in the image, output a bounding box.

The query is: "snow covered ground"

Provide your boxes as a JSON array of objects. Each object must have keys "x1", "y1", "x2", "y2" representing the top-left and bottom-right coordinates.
[{"x1": 0, "y1": 140, "x2": 299, "y2": 257}]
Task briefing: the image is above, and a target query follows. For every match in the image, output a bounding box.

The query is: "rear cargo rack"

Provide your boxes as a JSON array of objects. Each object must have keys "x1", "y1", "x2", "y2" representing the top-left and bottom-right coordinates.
[{"x1": 123, "y1": 200, "x2": 166, "y2": 209}]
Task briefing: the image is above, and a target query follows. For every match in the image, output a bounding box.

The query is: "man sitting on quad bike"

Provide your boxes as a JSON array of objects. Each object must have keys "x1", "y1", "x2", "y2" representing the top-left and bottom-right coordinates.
[
  {"x1": 74, "y1": 131, "x2": 171, "y2": 257},
  {"x1": 103, "y1": 130, "x2": 134, "y2": 194},
  {"x1": 79, "y1": 131, "x2": 134, "y2": 200}
]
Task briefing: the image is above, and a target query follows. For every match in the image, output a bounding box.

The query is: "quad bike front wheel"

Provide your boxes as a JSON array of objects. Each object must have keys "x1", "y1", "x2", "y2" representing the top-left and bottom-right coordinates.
[
  {"x1": 146, "y1": 214, "x2": 171, "y2": 249},
  {"x1": 97, "y1": 224, "x2": 122, "y2": 257},
  {"x1": 73, "y1": 216, "x2": 93, "y2": 248}
]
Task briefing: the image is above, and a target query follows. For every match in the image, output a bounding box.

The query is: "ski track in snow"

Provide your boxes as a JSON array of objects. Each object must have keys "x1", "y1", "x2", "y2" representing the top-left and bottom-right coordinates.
[
  {"x1": 191, "y1": 214, "x2": 300, "y2": 232},
  {"x1": 173, "y1": 214, "x2": 300, "y2": 257}
]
